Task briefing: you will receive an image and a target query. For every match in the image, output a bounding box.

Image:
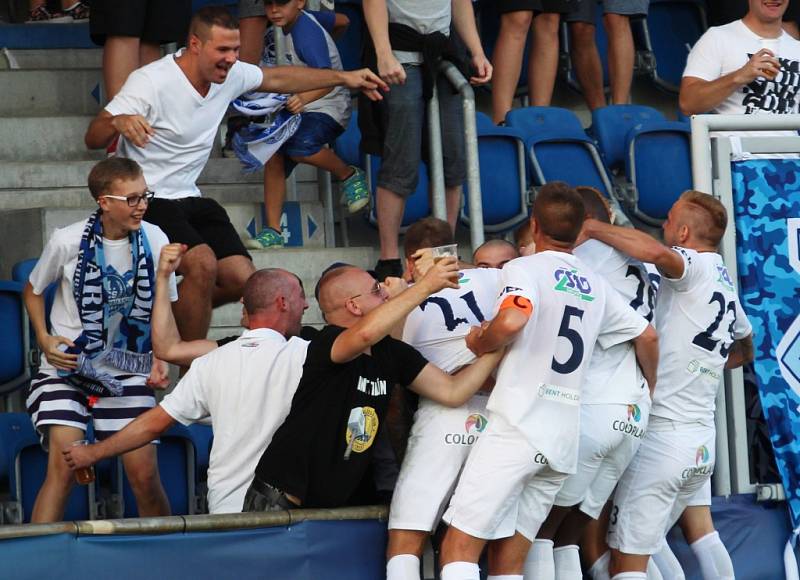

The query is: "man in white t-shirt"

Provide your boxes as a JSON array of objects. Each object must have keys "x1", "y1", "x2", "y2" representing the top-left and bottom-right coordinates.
[
  {"x1": 437, "y1": 183, "x2": 658, "y2": 580},
  {"x1": 386, "y1": 218, "x2": 505, "y2": 580},
  {"x1": 582, "y1": 191, "x2": 754, "y2": 580},
  {"x1": 84, "y1": 6, "x2": 387, "y2": 346},
  {"x1": 680, "y1": 0, "x2": 800, "y2": 130},
  {"x1": 63, "y1": 260, "x2": 311, "y2": 514},
  {"x1": 23, "y1": 158, "x2": 177, "y2": 523}
]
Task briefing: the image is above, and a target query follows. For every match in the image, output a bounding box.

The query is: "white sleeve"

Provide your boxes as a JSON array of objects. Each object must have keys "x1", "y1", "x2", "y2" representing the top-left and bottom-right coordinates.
[
  {"x1": 145, "y1": 224, "x2": 179, "y2": 302},
  {"x1": 495, "y1": 259, "x2": 536, "y2": 313},
  {"x1": 159, "y1": 359, "x2": 210, "y2": 425},
  {"x1": 29, "y1": 228, "x2": 69, "y2": 295},
  {"x1": 104, "y1": 69, "x2": 156, "y2": 122},
  {"x1": 732, "y1": 298, "x2": 753, "y2": 340},
  {"x1": 597, "y1": 280, "x2": 649, "y2": 350},
  {"x1": 231, "y1": 61, "x2": 265, "y2": 96},
  {"x1": 683, "y1": 28, "x2": 723, "y2": 81},
  {"x1": 661, "y1": 247, "x2": 699, "y2": 293}
]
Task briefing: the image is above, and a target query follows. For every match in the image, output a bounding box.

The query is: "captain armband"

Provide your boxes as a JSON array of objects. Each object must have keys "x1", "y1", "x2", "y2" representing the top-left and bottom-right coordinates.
[{"x1": 498, "y1": 295, "x2": 533, "y2": 317}]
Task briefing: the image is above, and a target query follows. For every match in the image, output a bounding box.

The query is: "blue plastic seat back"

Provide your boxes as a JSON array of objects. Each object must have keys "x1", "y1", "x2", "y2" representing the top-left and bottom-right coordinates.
[
  {"x1": 334, "y1": 2, "x2": 365, "y2": 71},
  {"x1": 647, "y1": 0, "x2": 707, "y2": 91},
  {"x1": 534, "y1": 142, "x2": 612, "y2": 195},
  {"x1": 118, "y1": 423, "x2": 196, "y2": 517},
  {"x1": 187, "y1": 423, "x2": 213, "y2": 482},
  {"x1": 12, "y1": 258, "x2": 56, "y2": 326},
  {"x1": 626, "y1": 121, "x2": 692, "y2": 220},
  {"x1": 0, "y1": 413, "x2": 33, "y2": 482},
  {"x1": 505, "y1": 106, "x2": 588, "y2": 144},
  {"x1": 0, "y1": 281, "x2": 25, "y2": 392},
  {"x1": 462, "y1": 113, "x2": 529, "y2": 232},
  {"x1": 333, "y1": 110, "x2": 363, "y2": 169},
  {"x1": 368, "y1": 155, "x2": 431, "y2": 229},
  {"x1": 590, "y1": 105, "x2": 666, "y2": 172}
]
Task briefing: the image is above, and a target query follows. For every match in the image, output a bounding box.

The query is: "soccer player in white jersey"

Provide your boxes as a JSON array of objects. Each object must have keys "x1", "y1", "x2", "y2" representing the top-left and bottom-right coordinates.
[
  {"x1": 531, "y1": 186, "x2": 658, "y2": 580},
  {"x1": 582, "y1": 190, "x2": 754, "y2": 580},
  {"x1": 438, "y1": 183, "x2": 659, "y2": 580},
  {"x1": 387, "y1": 218, "x2": 510, "y2": 580}
]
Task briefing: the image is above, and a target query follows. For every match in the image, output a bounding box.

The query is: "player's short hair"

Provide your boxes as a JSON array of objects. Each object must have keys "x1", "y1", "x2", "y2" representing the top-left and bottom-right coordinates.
[
  {"x1": 242, "y1": 268, "x2": 298, "y2": 315},
  {"x1": 87, "y1": 157, "x2": 143, "y2": 200},
  {"x1": 576, "y1": 186, "x2": 612, "y2": 224},
  {"x1": 513, "y1": 220, "x2": 533, "y2": 247},
  {"x1": 532, "y1": 182, "x2": 585, "y2": 244},
  {"x1": 403, "y1": 217, "x2": 454, "y2": 258},
  {"x1": 472, "y1": 239, "x2": 519, "y2": 261},
  {"x1": 189, "y1": 6, "x2": 239, "y2": 42},
  {"x1": 679, "y1": 190, "x2": 727, "y2": 246}
]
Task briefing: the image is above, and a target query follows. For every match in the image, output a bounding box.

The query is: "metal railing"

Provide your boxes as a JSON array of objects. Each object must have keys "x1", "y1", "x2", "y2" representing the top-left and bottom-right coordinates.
[{"x1": 690, "y1": 113, "x2": 800, "y2": 498}]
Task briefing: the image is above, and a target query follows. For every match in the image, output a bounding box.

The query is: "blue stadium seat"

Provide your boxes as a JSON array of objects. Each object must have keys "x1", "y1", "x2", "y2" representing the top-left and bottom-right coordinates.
[
  {"x1": 461, "y1": 113, "x2": 529, "y2": 233},
  {"x1": 643, "y1": 0, "x2": 707, "y2": 92},
  {"x1": 590, "y1": 105, "x2": 666, "y2": 172},
  {"x1": 334, "y1": 1, "x2": 365, "y2": 71},
  {"x1": 366, "y1": 155, "x2": 431, "y2": 231},
  {"x1": 505, "y1": 107, "x2": 614, "y2": 197},
  {"x1": 333, "y1": 110, "x2": 364, "y2": 169},
  {"x1": 113, "y1": 423, "x2": 199, "y2": 517},
  {"x1": 0, "y1": 413, "x2": 96, "y2": 523},
  {"x1": 0, "y1": 281, "x2": 31, "y2": 396},
  {"x1": 624, "y1": 120, "x2": 692, "y2": 224}
]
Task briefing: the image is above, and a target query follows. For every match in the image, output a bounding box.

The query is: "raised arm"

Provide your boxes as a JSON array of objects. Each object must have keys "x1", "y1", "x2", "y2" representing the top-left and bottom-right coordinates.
[
  {"x1": 330, "y1": 258, "x2": 460, "y2": 363},
  {"x1": 62, "y1": 406, "x2": 175, "y2": 470},
  {"x1": 583, "y1": 219, "x2": 685, "y2": 279},
  {"x1": 466, "y1": 298, "x2": 531, "y2": 357},
  {"x1": 409, "y1": 348, "x2": 505, "y2": 407},
  {"x1": 152, "y1": 243, "x2": 218, "y2": 367},
  {"x1": 632, "y1": 324, "x2": 659, "y2": 397},
  {"x1": 725, "y1": 334, "x2": 754, "y2": 369},
  {"x1": 258, "y1": 66, "x2": 388, "y2": 101},
  {"x1": 679, "y1": 49, "x2": 779, "y2": 115}
]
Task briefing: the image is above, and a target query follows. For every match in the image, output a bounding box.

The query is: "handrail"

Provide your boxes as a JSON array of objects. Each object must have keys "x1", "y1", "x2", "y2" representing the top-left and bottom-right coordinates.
[{"x1": 0, "y1": 505, "x2": 389, "y2": 541}]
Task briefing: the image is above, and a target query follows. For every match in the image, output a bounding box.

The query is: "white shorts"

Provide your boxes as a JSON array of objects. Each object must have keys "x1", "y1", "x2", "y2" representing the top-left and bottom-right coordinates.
[
  {"x1": 607, "y1": 418, "x2": 715, "y2": 555},
  {"x1": 686, "y1": 478, "x2": 712, "y2": 507},
  {"x1": 389, "y1": 394, "x2": 490, "y2": 533},
  {"x1": 443, "y1": 416, "x2": 567, "y2": 542},
  {"x1": 555, "y1": 395, "x2": 650, "y2": 519}
]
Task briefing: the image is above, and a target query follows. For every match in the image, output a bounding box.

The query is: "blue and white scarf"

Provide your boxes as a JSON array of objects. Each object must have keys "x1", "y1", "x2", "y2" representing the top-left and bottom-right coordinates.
[
  {"x1": 230, "y1": 92, "x2": 301, "y2": 173},
  {"x1": 60, "y1": 210, "x2": 155, "y2": 397}
]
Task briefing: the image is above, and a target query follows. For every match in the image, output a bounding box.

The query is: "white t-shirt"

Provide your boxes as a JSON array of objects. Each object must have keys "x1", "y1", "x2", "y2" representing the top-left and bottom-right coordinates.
[
  {"x1": 683, "y1": 20, "x2": 800, "y2": 139},
  {"x1": 486, "y1": 251, "x2": 648, "y2": 474},
  {"x1": 106, "y1": 52, "x2": 264, "y2": 200},
  {"x1": 387, "y1": 0, "x2": 451, "y2": 64},
  {"x1": 650, "y1": 248, "x2": 752, "y2": 426},
  {"x1": 402, "y1": 267, "x2": 503, "y2": 374},
  {"x1": 29, "y1": 219, "x2": 177, "y2": 375},
  {"x1": 160, "y1": 328, "x2": 310, "y2": 514},
  {"x1": 574, "y1": 240, "x2": 654, "y2": 405}
]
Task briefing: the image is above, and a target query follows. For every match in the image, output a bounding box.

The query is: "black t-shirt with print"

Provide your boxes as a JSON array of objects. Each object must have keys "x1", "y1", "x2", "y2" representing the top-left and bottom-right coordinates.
[{"x1": 253, "y1": 325, "x2": 428, "y2": 508}]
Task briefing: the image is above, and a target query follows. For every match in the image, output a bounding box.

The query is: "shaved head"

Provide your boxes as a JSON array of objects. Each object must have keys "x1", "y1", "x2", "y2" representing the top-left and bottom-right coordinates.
[
  {"x1": 242, "y1": 268, "x2": 299, "y2": 315},
  {"x1": 473, "y1": 239, "x2": 519, "y2": 269}
]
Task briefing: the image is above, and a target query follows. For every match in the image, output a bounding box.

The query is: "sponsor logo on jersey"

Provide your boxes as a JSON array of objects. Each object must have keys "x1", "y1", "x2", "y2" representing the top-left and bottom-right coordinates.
[
  {"x1": 499, "y1": 285, "x2": 524, "y2": 298},
  {"x1": 553, "y1": 268, "x2": 595, "y2": 302},
  {"x1": 534, "y1": 452, "x2": 549, "y2": 465},
  {"x1": 682, "y1": 445, "x2": 712, "y2": 479},
  {"x1": 686, "y1": 359, "x2": 722, "y2": 383},
  {"x1": 627, "y1": 404, "x2": 641, "y2": 422},
  {"x1": 240, "y1": 341, "x2": 261, "y2": 348},
  {"x1": 537, "y1": 383, "x2": 581, "y2": 406},
  {"x1": 716, "y1": 265, "x2": 734, "y2": 291},
  {"x1": 356, "y1": 376, "x2": 388, "y2": 396},
  {"x1": 444, "y1": 413, "x2": 488, "y2": 446},
  {"x1": 612, "y1": 406, "x2": 646, "y2": 438},
  {"x1": 344, "y1": 406, "x2": 379, "y2": 458},
  {"x1": 458, "y1": 272, "x2": 470, "y2": 285}
]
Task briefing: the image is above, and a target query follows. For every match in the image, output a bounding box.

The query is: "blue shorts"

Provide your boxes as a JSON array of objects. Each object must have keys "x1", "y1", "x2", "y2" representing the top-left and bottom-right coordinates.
[{"x1": 280, "y1": 112, "x2": 345, "y2": 176}]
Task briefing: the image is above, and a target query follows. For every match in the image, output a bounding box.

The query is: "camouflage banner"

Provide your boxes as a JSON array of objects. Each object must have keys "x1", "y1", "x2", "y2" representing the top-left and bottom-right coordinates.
[{"x1": 732, "y1": 160, "x2": 800, "y2": 530}]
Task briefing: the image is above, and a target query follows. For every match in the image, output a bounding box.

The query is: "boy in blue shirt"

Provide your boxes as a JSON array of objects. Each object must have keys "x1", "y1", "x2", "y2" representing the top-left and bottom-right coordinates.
[{"x1": 248, "y1": 0, "x2": 368, "y2": 249}]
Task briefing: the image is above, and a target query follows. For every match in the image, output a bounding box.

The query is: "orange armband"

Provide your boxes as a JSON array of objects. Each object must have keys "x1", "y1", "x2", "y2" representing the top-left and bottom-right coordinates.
[{"x1": 499, "y1": 295, "x2": 533, "y2": 317}]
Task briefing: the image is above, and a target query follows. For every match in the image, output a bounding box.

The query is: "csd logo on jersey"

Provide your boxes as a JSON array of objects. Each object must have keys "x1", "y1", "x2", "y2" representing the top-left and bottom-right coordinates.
[
  {"x1": 553, "y1": 268, "x2": 595, "y2": 302},
  {"x1": 682, "y1": 445, "x2": 712, "y2": 479},
  {"x1": 445, "y1": 413, "x2": 488, "y2": 446}
]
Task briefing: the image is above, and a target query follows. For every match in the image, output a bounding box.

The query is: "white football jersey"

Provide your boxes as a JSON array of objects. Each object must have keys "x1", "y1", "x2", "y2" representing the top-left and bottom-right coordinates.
[
  {"x1": 487, "y1": 251, "x2": 648, "y2": 473},
  {"x1": 650, "y1": 248, "x2": 752, "y2": 426},
  {"x1": 574, "y1": 240, "x2": 654, "y2": 404},
  {"x1": 402, "y1": 267, "x2": 503, "y2": 372}
]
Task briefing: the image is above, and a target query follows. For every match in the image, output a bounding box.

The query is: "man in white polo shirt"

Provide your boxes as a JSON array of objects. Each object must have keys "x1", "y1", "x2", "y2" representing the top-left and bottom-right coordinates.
[
  {"x1": 62, "y1": 245, "x2": 311, "y2": 514},
  {"x1": 84, "y1": 6, "x2": 387, "y2": 347}
]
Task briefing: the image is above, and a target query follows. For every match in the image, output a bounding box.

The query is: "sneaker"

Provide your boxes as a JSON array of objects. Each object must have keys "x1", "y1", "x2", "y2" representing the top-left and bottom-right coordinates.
[
  {"x1": 340, "y1": 166, "x2": 369, "y2": 214},
  {"x1": 245, "y1": 227, "x2": 285, "y2": 250},
  {"x1": 64, "y1": 1, "x2": 89, "y2": 22},
  {"x1": 25, "y1": 5, "x2": 72, "y2": 23}
]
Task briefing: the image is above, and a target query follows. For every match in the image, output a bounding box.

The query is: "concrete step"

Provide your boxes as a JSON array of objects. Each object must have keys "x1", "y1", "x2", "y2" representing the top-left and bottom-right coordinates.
[
  {"x1": 0, "y1": 48, "x2": 102, "y2": 70},
  {"x1": 0, "y1": 116, "x2": 100, "y2": 161},
  {"x1": 0, "y1": 69, "x2": 102, "y2": 116}
]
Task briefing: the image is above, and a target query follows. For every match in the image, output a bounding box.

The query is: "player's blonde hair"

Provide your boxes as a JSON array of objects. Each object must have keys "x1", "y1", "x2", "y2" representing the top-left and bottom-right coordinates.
[{"x1": 678, "y1": 190, "x2": 727, "y2": 247}]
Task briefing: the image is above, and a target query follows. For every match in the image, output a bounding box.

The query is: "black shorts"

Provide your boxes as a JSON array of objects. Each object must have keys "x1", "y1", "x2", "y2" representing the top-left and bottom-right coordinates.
[
  {"x1": 144, "y1": 197, "x2": 251, "y2": 261},
  {"x1": 498, "y1": 0, "x2": 578, "y2": 14},
  {"x1": 90, "y1": 0, "x2": 192, "y2": 46}
]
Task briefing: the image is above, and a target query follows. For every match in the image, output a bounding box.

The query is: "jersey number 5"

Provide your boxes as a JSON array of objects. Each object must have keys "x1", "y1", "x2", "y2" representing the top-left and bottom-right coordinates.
[
  {"x1": 692, "y1": 291, "x2": 736, "y2": 357},
  {"x1": 552, "y1": 306, "x2": 585, "y2": 374}
]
